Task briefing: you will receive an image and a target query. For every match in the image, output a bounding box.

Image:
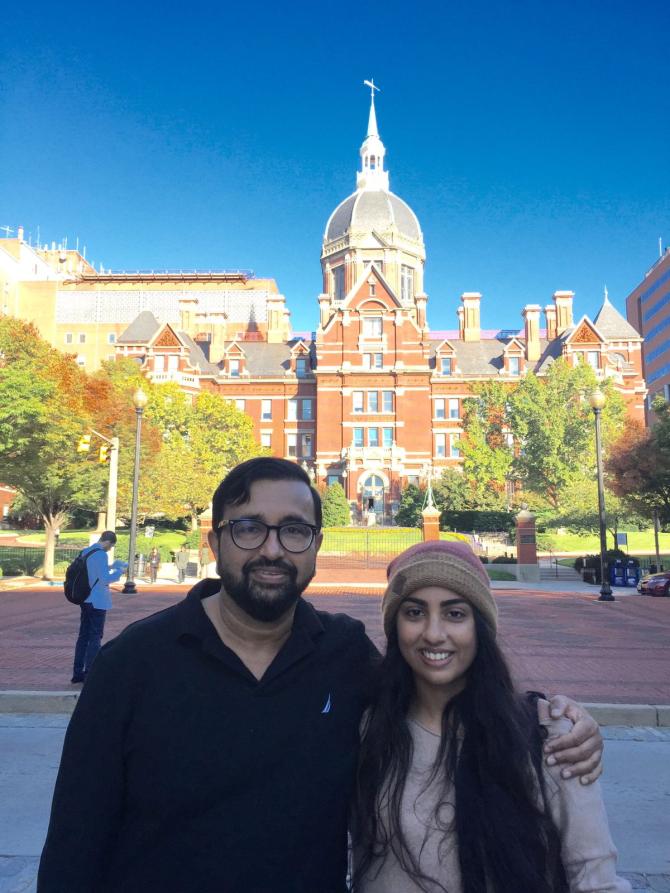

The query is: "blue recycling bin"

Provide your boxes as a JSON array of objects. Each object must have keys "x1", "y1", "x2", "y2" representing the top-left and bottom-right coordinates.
[
  {"x1": 609, "y1": 560, "x2": 626, "y2": 587},
  {"x1": 625, "y1": 561, "x2": 640, "y2": 588}
]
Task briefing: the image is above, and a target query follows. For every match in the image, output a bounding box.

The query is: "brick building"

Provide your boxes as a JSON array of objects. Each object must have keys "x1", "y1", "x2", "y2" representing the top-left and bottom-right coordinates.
[
  {"x1": 1, "y1": 93, "x2": 647, "y2": 521},
  {"x1": 626, "y1": 248, "x2": 670, "y2": 423}
]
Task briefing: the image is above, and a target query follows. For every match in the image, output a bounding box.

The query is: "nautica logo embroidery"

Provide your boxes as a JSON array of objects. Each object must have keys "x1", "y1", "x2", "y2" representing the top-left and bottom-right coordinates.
[{"x1": 321, "y1": 694, "x2": 332, "y2": 714}]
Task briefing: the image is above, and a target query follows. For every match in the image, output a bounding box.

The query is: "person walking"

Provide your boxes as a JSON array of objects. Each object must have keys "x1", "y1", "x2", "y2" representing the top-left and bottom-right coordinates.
[
  {"x1": 353, "y1": 540, "x2": 630, "y2": 893},
  {"x1": 148, "y1": 547, "x2": 160, "y2": 584},
  {"x1": 199, "y1": 543, "x2": 210, "y2": 578},
  {"x1": 175, "y1": 544, "x2": 189, "y2": 583},
  {"x1": 40, "y1": 459, "x2": 603, "y2": 893},
  {"x1": 70, "y1": 531, "x2": 126, "y2": 685}
]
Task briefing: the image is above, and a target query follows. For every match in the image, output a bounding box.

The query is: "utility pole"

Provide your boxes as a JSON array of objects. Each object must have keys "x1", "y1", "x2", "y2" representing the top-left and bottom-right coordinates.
[
  {"x1": 90, "y1": 430, "x2": 119, "y2": 558},
  {"x1": 107, "y1": 436, "x2": 120, "y2": 533}
]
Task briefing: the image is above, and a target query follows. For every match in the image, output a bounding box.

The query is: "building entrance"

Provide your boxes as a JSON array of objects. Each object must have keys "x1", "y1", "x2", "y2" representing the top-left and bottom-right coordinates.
[{"x1": 361, "y1": 474, "x2": 386, "y2": 524}]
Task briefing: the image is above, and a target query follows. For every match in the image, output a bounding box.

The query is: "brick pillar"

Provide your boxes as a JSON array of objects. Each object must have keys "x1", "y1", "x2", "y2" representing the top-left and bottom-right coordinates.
[
  {"x1": 515, "y1": 509, "x2": 539, "y2": 582},
  {"x1": 199, "y1": 507, "x2": 213, "y2": 551},
  {"x1": 421, "y1": 505, "x2": 441, "y2": 541}
]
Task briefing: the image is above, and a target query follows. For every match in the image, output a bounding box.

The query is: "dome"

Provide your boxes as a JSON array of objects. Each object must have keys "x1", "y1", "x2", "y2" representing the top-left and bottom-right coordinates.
[{"x1": 325, "y1": 189, "x2": 422, "y2": 243}]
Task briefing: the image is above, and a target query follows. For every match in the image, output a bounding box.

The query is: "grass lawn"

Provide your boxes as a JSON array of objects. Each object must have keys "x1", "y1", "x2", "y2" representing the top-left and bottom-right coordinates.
[
  {"x1": 538, "y1": 529, "x2": 670, "y2": 555},
  {"x1": 486, "y1": 569, "x2": 516, "y2": 581},
  {"x1": 15, "y1": 528, "x2": 189, "y2": 552}
]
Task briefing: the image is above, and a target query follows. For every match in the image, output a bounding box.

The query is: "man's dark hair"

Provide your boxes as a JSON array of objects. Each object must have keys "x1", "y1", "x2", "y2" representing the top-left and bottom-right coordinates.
[
  {"x1": 99, "y1": 530, "x2": 117, "y2": 545},
  {"x1": 212, "y1": 458, "x2": 322, "y2": 530}
]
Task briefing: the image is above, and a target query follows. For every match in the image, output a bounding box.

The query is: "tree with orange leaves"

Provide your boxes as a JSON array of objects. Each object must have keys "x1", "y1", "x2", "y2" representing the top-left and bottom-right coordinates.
[
  {"x1": 606, "y1": 398, "x2": 670, "y2": 526},
  {"x1": 0, "y1": 317, "x2": 108, "y2": 578}
]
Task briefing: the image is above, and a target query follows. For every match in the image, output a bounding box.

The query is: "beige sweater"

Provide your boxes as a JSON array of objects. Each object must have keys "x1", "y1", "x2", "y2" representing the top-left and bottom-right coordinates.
[{"x1": 356, "y1": 717, "x2": 631, "y2": 893}]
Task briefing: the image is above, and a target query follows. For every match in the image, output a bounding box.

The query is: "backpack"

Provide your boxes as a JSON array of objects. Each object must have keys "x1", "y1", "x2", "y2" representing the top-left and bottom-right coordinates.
[{"x1": 64, "y1": 548, "x2": 101, "y2": 605}]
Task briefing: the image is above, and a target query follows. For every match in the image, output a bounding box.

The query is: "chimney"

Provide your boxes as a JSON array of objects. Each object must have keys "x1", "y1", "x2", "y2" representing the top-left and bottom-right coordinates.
[
  {"x1": 267, "y1": 294, "x2": 287, "y2": 343},
  {"x1": 544, "y1": 305, "x2": 557, "y2": 341},
  {"x1": 522, "y1": 304, "x2": 542, "y2": 362},
  {"x1": 460, "y1": 293, "x2": 481, "y2": 342},
  {"x1": 208, "y1": 312, "x2": 228, "y2": 362},
  {"x1": 179, "y1": 296, "x2": 198, "y2": 334},
  {"x1": 553, "y1": 291, "x2": 574, "y2": 334},
  {"x1": 457, "y1": 306, "x2": 465, "y2": 339}
]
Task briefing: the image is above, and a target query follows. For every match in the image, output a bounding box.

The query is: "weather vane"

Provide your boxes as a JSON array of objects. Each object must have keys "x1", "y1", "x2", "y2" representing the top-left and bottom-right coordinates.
[{"x1": 363, "y1": 78, "x2": 380, "y2": 99}]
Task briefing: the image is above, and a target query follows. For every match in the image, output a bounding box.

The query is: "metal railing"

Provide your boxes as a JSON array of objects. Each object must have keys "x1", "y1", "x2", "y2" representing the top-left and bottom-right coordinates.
[
  {"x1": 0, "y1": 546, "x2": 81, "y2": 577},
  {"x1": 319, "y1": 529, "x2": 422, "y2": 569}
]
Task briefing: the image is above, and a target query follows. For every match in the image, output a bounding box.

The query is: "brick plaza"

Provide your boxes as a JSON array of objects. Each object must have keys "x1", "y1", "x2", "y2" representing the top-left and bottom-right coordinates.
[{"x1": 1, "y1": 584, "x2": 668, "y2": 704}]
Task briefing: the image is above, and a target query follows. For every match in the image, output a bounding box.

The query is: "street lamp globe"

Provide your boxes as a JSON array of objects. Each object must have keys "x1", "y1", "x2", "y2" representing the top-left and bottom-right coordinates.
[
  {"x1": 133, "y1": 388, "x2": 148, "y2": 410},
  {"x1": 588, "y1": 389, "x2": 606, "y2": 411}
]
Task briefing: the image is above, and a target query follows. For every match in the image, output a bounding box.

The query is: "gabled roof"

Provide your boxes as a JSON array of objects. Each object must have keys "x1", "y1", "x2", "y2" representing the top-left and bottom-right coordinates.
[
  {"x1": 343, "y1": 262, "x2": 402, "y2": 309},
  {"x1": 117, "y1": 311, "x2": 161, "y2": 344},
  {"x1": 434, "y1": 339, "x2": 457, "y2": 353},
  {"x1": 593, "y1": 295, "x2": 641, "y2": 339},
  {"x1": 565, "y1": 316, "x2": 605, "y2": 345}
]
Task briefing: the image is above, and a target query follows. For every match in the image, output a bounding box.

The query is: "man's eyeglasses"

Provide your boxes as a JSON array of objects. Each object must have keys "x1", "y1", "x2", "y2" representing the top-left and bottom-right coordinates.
[{"x1": 217, "y1": 519, "x2": 319, "y2": 553}]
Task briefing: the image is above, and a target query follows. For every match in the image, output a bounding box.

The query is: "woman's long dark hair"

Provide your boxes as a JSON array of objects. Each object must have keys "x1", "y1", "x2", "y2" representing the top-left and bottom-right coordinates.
[{"x1": 352, "y1": 612, "x2": 568, "y2": 893}]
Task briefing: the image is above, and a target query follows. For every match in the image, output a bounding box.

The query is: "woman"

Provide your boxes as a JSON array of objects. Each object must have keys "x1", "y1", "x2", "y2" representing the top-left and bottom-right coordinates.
[
  {"x1": 148, "y1": 546, "x2": 160, "y2": 584},
  {"x1": 353, "y1": 541, "x2": 630, "y2": 893}
]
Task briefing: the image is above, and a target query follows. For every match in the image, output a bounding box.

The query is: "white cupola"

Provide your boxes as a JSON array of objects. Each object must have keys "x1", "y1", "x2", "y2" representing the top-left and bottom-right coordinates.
[{"x1": 356, "y1": 80, "x2": 389, "y2": 192}]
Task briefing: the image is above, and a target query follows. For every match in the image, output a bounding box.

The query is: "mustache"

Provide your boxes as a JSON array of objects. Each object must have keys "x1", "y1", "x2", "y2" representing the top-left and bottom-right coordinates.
[{"x1": 243, "y1": 558, "x2": 297, "y2": 578}]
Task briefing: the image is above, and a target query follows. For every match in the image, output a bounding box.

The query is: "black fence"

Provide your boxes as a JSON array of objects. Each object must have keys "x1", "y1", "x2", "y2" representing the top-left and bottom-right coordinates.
[
  {"x1": 0, "y1": 546, "x2": 80, "y2": 577},
  {"x1": 318, "y1": 529, "x2": 423, "y2": 569}
]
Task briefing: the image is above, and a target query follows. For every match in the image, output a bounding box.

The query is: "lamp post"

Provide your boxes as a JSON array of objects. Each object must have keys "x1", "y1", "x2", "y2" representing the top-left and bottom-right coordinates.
[
  {"x1": 122, "y1": 388, "x2": 148, "y2": 594},
  {"x1": 588, "y1": 389, "x2": 614, "y2": 602}
]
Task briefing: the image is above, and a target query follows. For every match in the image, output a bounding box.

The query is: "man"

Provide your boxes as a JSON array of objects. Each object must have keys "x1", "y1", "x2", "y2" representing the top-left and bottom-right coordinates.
[
  {"x1": 70, "y1": 530, "x2": 126, "y2": 684},
  {"x1": 199, "y1": 541, "x2": 210, "y2": 578},
  {"x1": 40, "y1": 458, "x2": 602, "y2": 892},
  {"x1": 174, "y1": 543, "x2": 189, "y2": 583}
]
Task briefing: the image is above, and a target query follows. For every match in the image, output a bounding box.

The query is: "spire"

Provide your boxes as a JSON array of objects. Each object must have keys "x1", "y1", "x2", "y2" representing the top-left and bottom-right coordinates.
[
  {"x1": 364, "y1": 79, "x2": 379, "y2": 137},
  {"x1": 603, "y1": 285, "x2": 611, "y2": 305},
  {"x1": 357, "y1": 79, "x2": 389, "y2": 192}
]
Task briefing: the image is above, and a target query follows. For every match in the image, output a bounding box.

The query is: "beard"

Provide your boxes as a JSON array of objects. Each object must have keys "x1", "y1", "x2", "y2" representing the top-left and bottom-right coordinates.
[{"x1": 219, "y1": 557, "x2": 313, "y2": 622}]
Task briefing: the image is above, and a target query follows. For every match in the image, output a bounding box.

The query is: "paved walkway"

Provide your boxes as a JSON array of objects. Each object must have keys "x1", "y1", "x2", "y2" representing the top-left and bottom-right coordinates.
[
  {"x1": 0, "y1": 714, "x2": 668, "y2": 893},
  {"x1": 1, "y1": 583, "x2": 669, "y2": 704}
]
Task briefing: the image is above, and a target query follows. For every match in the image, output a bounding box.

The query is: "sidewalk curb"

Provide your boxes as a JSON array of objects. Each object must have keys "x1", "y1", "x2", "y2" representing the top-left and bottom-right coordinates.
[{"x1": 0, "y1": 690, "x2": 669, "y2": 725}]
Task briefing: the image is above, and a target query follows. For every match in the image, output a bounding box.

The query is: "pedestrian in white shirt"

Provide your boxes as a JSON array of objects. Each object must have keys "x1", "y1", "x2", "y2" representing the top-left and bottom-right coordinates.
[{"x1": 71, "y1": 531, "x2": 126, "y2": 684}]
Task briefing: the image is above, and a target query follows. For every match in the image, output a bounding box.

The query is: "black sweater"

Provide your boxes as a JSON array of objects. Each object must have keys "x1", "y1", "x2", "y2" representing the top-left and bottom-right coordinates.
[{"x1": 38, "y1": 581, "x2": 377, "y2": 892}]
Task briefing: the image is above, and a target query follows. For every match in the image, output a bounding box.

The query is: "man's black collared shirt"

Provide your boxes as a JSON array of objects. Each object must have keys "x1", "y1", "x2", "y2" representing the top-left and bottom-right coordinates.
[{"x1": 38, "y1": 581, "x2": 377, "y2": 892}]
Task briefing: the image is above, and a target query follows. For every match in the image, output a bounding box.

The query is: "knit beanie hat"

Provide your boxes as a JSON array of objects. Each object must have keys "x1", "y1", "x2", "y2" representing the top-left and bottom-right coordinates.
[{"x1": 382, "y1": 540, "x2": 497, "y2": 637}]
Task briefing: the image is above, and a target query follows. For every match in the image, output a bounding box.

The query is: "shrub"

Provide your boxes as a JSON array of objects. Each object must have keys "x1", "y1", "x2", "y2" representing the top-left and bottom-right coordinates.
[
  {"x1": 322, "y1": 484, "x2": 351, "y2": 527},
  {"x1": 478, "y1": 556, "x2": 490, "y2": 564},
  {"x1": 183, "y1": 529, "x2": 202, "y2": 549},
  {"x1": 440, "y1": 510, "x2": 516, "y2": 534},
  {"x1": 492, "y1": 555, "x2": 517, "y2": 564}
]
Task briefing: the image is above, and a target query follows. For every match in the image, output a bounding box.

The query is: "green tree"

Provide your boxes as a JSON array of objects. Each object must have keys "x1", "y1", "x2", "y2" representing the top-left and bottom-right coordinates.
[
  {"x1": 144, "y1": 388, "x2": 265, "y2": 529},
  {"x1": 543, "y1": 479, "x2": 645, "y2": 550},
  {"x1": 394, "y1": 484, "x2": 425, "y2": 527},
  {"x1": 321, "y1": 483, "x2": 350, "y2": 527},
  {"x1": 508, "y1": 359, "x2": 625, "y2": 512},
  {"x1": 458, "y1": 382, "x2": 514, "y2": 509},
  {"x1": 0, "y1": 318, "x2": 108, "y2": 578}
]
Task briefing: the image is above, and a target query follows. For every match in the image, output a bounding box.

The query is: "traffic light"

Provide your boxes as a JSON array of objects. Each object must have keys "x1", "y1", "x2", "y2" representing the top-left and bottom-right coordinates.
[
  {"x1": 98, "y1": 444, "x2": 110, "y2": 464},
  {"x1": 77, "y1": 434, "x2": 91, "y2": 453}
]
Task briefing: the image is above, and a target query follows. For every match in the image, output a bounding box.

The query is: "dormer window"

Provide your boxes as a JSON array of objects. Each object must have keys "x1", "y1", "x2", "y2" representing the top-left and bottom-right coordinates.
[
  {"x1": 441, "y1": 357, "x2": 453, "y2": 375},
  {"x1": 509, "y1": 356, "x2": 521, "y2": 376},
  {"x1": 296, "y1": 357, "x2": 308, "y2": 377},
  {"x1": 229, "y1": 358, "x2": 240, "y2": 377}
]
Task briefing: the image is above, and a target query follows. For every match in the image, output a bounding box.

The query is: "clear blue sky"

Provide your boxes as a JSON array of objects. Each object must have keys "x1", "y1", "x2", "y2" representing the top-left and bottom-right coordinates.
[{"x1": 1, "y1": 0, "x2": 668, "y2": 334}]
